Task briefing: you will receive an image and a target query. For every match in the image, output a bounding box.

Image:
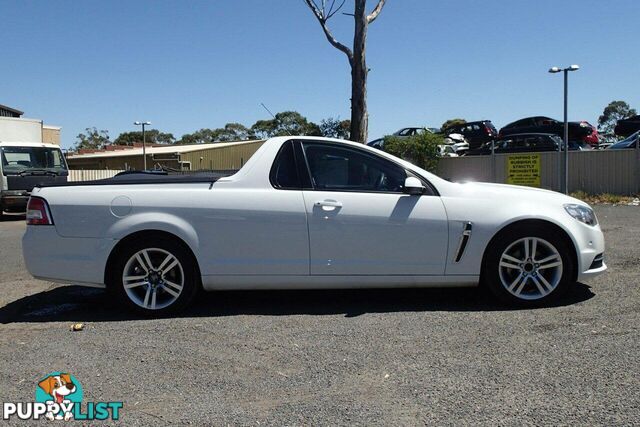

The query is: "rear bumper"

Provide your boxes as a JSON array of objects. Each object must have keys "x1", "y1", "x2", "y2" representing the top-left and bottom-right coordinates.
[{"x1": 22, "y1": 226, "x2": 117, "y2": 287}]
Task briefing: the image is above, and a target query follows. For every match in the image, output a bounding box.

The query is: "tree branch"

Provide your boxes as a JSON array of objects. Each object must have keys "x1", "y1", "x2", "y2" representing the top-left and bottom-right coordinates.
[
  {"x1": 304, "y1": 0, "x2": 353, "y2": 64},
  {"x1": 326, "y1": 0, "x2": 346, "y2": 19},
  {"x1": 366, "y1": 0, "x2": 387, "y2": 24}
]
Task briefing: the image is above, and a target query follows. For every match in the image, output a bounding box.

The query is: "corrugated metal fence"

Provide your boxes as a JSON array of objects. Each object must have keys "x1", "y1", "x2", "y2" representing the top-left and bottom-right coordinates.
[
  {"x1": 67, "y1": 148, "x2": 640, "y2": 195},
  {"x1": 437, "y1": 148, "x2": 639, "y2": 195},
  {"x1": 68, "y1": 169, "x2": 124, "y2": 182}
]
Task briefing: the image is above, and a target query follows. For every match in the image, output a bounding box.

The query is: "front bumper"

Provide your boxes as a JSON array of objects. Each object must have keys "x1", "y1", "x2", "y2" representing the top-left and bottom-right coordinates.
[
  {"x1": 1, "y1": 192, "x2": 29, "y2": 212},
  {"x1": 573, "y1": 222, "x2": 607, "y2": 282},
  {"x1": 22, "y1": 225, "x2": 118, "y2": 287}
]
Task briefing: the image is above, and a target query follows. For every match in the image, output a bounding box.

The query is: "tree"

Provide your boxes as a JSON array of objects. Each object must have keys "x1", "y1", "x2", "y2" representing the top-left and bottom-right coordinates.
[
  {"x1": 114, "y1": 130, "x2": 176, "y2": 146},
  {"x1": 177, "y1": 123, "x2": 255, "y2": 145},
  {"x1": 598, "y1": 101, "x2": 637, "y2": 135},
  {"x1": 383, "y1": 131, "x2": 443, "y2": 173},
  {"x1": 320, "y1": 117, "x2": 351, "y2": 139},
  {"x1": 213, "y1": 123, "x2": 254, "y2": 141},
  {"x1": 304, "y1": 0, "x2": 387, "y2": 144},
  {"x1": 441, "y1": 118, "x2": 466, "y2": 132},
  {"x1": 74, "y1": 127, "x2": 110, "y2": 150},
  {"x1": 177, "y1": 129, "x2": 217, "y2": 145},
  {"x1": 250, "y1": 111, "x2": 321, "y2": 139}
]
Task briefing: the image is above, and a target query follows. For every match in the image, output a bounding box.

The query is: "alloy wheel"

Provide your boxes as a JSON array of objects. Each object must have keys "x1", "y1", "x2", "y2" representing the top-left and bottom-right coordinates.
[
  {"x1": 498, "y1": 237, "x2": 563, "y2": 300},
  {"x1": 122, "y1": 248, "x2": 185, "y2": 310}
]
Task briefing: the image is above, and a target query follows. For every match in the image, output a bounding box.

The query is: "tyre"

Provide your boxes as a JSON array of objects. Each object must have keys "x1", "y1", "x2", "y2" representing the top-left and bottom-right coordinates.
[
  {"x1": 483, "y1": 225, "x2": 575, "y2": 306},
  {"x1": 109, "y1": 236, "x2": 199, "y2": 315}
]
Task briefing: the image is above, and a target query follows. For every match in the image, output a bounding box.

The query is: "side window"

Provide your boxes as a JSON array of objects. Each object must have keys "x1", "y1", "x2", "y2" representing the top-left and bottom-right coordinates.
[
  {"x1": 498, "y1": 138, "x2": 514, "y2": 149},
  {"x1": 537, "y1": 117, "x2": 555, "y2": 126},
  {"x1": 270, "y1": 141, "x2": 300, "y2": 189},
  {"x1": 539, "y1": 136, "x2": 556, "y2": 149},
  {"x1": 512, "y1": 118, "x2": 532, "y2": 128},
  {"x1": 504, "y1": 137, "x2": 523, "y2": 149},
  {"x1": 369, "y1": 139, "x2": 383, "y2": 149},
  {"x1": 302, "y1": 143, "x2": 406, "y2": 193}
]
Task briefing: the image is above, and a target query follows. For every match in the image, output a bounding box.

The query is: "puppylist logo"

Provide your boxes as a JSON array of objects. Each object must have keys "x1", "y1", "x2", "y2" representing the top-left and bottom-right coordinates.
[{"x1": 2, "y1": 372, "x2": 123, "y2": 421}]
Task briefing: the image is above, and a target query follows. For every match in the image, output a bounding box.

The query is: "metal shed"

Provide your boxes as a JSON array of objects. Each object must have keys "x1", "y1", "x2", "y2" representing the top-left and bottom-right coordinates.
[{"x1": 66, "y1": 140, "x2": 265, "y2": 171}]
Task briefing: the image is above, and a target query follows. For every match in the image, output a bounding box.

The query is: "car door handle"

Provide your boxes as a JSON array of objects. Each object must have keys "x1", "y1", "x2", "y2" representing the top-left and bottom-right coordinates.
[{"x1": 315, "y1": 200, "x2": 342, "y2": 210}]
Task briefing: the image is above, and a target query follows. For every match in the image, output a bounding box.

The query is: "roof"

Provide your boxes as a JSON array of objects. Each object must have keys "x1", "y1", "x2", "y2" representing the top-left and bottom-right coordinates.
[
  {"x1": 0, "y1": 141, "x2": 61, "y2": 149},
  {"x1": 0, "y1": 104, "x2": 24, "y2": 116},
  {"x1": 67, "y1": 139, "x2": 265, "y2": 159}
]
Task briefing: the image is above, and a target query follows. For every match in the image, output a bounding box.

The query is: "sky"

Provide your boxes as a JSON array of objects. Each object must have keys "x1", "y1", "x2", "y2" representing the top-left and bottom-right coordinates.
[{"x1": 1, "y1": 0, "x2": 639, "y2": 149}]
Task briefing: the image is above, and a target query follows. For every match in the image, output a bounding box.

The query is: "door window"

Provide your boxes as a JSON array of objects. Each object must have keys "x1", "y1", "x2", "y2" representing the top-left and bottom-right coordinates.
[
  {"x1": 511, "y1": 118, "x2": 533, "y2": 128},
  {"x1": 302, "y1": 143, "x2": 406, "y2": 193},
  {"x1": 270, "y1": 140, "x2": 300, "y2": 189}
]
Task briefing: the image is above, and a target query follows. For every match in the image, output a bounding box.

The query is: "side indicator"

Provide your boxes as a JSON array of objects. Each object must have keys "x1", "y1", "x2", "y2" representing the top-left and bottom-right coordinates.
[{"x1": 454, "y1": 222, "x2": 473, "y2": 263}]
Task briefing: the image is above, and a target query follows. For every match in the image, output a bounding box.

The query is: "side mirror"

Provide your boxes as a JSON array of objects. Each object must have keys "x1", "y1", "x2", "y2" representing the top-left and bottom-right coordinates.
[{"x1": 403, "y1": 176, "x2": 425, "y2": 195}]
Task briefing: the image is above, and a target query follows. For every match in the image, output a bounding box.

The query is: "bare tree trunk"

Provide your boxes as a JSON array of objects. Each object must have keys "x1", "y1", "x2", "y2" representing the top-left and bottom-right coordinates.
[
  {"x1": 350, "y1": 0, "x2": 368, "y2": 143},
  {"x1": 304, "y1": 0, "x2": 386, "y2": 143}
]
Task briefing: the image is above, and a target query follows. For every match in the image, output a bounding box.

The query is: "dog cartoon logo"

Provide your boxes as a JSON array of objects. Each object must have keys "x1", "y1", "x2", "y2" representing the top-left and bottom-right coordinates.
[{"x1": 36, "y1": 372, "x2": 83, "y2": 421}]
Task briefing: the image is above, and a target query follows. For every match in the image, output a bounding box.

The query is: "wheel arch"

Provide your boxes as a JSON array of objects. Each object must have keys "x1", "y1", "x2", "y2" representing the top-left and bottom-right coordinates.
[
  {"x1": 481, "y1": 218, "x2": 578, "y2": 283},
  {"x1": 104, "y1": 229, "x2": 202, "y2": 288}
]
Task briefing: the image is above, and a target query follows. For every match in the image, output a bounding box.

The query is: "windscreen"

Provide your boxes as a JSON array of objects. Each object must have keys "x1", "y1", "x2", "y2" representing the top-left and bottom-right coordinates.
[{"x1": 1, "y1": 146, "x2": 68, "y2": 175}]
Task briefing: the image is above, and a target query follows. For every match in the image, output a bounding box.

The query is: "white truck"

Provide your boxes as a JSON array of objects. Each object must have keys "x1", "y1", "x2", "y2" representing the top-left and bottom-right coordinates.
[
  {"x1": 0, "y1": 141, "x2": 68, "y2": 217},
  {"x1": 22, "y1": 136, "x2": 605, "y2": 315}
]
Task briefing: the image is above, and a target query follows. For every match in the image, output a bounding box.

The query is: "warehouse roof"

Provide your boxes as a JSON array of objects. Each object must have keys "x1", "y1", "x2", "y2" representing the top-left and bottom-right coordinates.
[
  {"x1": 0, "y1": 104, "x2": 24, "y2": 117},
  {"x1": 67, "y1": 139, "x2": 264, "y2": 159}
]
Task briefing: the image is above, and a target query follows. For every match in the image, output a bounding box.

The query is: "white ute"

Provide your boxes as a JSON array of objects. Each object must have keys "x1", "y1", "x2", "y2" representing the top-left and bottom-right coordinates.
[{"x1": 23, "y1": 137, "x2": 606, "y2": 315}]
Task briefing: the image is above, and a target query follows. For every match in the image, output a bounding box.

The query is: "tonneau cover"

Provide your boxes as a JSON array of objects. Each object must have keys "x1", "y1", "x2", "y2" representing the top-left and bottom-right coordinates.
[{"x1": 37, "y1": 171, "x2": 233, "y2": 188}]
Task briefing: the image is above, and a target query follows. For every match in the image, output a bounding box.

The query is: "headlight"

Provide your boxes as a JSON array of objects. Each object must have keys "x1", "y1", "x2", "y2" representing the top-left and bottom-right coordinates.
[{"x1": 564, "y1": 204, "x2": 597, "y2": 226}]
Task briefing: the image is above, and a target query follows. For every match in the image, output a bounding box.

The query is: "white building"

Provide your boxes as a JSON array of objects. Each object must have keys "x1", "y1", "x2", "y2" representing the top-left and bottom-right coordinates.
[{"x1": 0, "y1": 104, "x2": 61, "y2": 145}]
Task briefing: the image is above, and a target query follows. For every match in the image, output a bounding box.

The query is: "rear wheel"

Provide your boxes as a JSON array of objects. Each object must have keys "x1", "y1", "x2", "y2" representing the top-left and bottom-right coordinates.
[
  {"x1": 110, "y1": 237, "x2": 199, "y2": 315},
  {"x1": 484, "y1": 225, "x2": 574, "y2": 305}
]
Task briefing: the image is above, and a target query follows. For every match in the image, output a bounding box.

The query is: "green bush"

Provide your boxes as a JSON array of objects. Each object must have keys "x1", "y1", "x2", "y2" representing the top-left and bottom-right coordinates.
[{"x1": 383, "y1": 132, "x2": 443, "y2": 172}]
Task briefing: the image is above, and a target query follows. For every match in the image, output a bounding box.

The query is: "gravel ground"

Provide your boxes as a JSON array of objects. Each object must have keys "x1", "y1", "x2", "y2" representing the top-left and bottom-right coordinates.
[{"x1": 0, "y1": 206, "x2": 638, "y2": 425}]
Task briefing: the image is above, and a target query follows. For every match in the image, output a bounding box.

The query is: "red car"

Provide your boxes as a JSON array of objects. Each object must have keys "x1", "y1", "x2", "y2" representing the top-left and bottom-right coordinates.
[{"x1": 581, "y1": 121, "x2": 599, "y2": 146}]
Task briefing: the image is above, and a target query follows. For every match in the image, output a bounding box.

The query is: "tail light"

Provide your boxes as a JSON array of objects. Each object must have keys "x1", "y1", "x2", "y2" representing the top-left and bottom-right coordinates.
[{"x1": 26, "y1": 197, "x2": 54, "y2": 225}]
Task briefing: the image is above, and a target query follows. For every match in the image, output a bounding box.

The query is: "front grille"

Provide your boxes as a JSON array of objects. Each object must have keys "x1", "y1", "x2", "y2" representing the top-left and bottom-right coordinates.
[
  {"x1": 6, "y1": 174, "x2": 68, "y2": 191},
  {"x1": 589, "y1": 253, "x2": 604, "y2": 270}
]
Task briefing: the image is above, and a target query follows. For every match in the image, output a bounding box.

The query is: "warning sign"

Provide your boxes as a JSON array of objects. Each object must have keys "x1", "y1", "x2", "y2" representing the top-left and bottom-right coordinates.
[{"x1": 506, "y1": 154, "x2": 541, "y2": 187}]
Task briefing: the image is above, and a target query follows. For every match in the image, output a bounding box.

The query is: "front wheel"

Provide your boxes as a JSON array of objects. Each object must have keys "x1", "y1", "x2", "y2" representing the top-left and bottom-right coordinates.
[
  {"x1": 483, "y1": 225, "x2": 575, "y2": 305},
  {"x1": 110, "y1": 237, "x2": 199, "y2": 315}
]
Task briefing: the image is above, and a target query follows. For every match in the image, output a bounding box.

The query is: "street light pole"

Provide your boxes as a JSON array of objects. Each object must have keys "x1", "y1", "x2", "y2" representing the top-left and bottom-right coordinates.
[
  {"x1": 548, "y1": 65, "x2": 579, "y2": 194},
  {"x1": 134, "y1": 121, "x2": 151, "y2": 170},
  {"x1": 563, "y1": 69, "x2": 569, "y2": 195}
]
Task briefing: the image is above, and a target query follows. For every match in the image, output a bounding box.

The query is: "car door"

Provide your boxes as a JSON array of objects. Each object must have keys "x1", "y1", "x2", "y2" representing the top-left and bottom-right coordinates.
[{"x1": 299, "y1": 141, "x2": 449, "y2": 276}]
